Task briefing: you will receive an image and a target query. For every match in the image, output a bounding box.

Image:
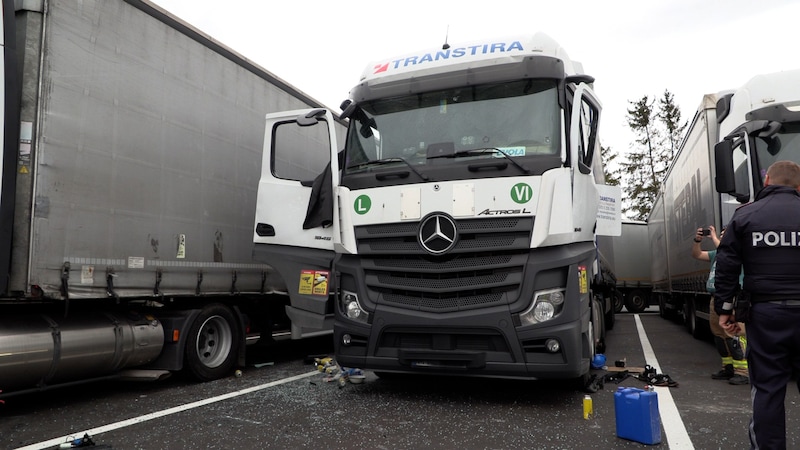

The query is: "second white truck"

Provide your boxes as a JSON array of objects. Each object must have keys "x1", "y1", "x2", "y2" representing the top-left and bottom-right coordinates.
[{"x1": 649, "y1": 69, "x2": 800, "y2": 336}]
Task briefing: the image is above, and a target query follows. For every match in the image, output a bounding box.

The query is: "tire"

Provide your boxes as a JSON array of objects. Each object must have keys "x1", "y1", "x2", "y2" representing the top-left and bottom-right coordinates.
[
  {"x1": 605, "y1": 296, "x2": 616, "y2": 331},
  {"x1": 613, "y1": 291, "x2": 624, "y2": 313},
  {"x1": 684, "y1": 298, "x2": 698, "y2": 337},
  {"x1": 591, "y1": 297, "x2": 606, "y2": 354},
  {"x1": 685, "y1": 298, "x2": 708, "y2": 340},
  {"x1": 185, "y1": 303, "x2": 240, "y2": 381},
  {"x1": 573, "y1": 370, "x2": 591, "y2": 391},
  {"x1": 625, "y1": 289, "x2": 649, "y2": 313},
  {"x1": 659, "y1": 294, "x2": 677, "y2": 320}
]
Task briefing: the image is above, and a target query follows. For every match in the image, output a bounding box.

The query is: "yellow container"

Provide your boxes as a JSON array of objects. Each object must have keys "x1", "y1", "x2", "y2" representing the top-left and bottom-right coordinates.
[{"x1": 583, "y1": 394, "x2": 593, "y2": 419}]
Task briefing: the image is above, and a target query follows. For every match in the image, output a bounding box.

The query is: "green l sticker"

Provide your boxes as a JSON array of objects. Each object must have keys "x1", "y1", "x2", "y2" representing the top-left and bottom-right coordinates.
[{"x1": 354, "y1": 195, "x2": 371, "y2": 215}]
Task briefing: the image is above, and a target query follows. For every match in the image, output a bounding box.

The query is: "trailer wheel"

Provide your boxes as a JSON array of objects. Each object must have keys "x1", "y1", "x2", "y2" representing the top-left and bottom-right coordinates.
[
  {"x1": 684, "y1": 298, "x2": 698, "y2": 337},
  {"x1": 684, "y1": 298, "x2": 708, "y2": 340},
  {"x1": 625, "y1": 289, "x2": 649, "y2": 313},
  {"x1": 185, "y1": 303, "x2": 240, "y2": 381},
  {"x1": 659, "y1": 294, "x2": 678, "y2": 320},
  {"x1": 613, "y1": 291, "x2": 624, "y2": 314}
]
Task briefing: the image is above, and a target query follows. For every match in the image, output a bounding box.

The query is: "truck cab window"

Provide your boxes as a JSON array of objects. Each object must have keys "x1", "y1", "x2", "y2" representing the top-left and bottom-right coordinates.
[
  {"x1": 753, "y1": 122, "x2": 800, "y2": 187},
  {"x1": 273, "y1": 120, "x2": 331, "y2": 181}
]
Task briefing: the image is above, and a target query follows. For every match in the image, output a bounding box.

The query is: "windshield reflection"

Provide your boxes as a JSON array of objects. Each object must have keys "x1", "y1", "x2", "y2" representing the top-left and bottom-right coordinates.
[{"x1": 344, "y1": 80, "x2": 561, "y2": 174}]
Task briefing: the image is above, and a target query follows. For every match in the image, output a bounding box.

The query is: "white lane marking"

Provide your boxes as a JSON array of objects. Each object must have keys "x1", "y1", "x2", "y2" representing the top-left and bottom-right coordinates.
[
  {"x1": 635, "y1": 314, "x2": 695, "y2": 449},
  {"x1": 15, "y1": 371, "x2": 318, "y2": 450}
]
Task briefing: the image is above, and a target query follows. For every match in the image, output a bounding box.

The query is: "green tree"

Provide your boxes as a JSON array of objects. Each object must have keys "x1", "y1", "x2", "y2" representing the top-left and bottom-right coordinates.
[
  {"x1": 619, "y1": 90, "x2": 685, "y2": 220},
  {"x1": 657, "y1": 90, "x2": 685, "y2": 166},
  {"x1": 600, "y1": 144, "x2": 620, "y2": 186}
]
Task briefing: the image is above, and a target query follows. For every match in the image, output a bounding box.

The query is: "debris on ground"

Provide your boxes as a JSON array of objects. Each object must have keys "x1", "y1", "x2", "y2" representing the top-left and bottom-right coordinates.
[
  {"x1": 312, "y1": 356, "x2": 365, "y2": 387},
  {"x1": 635, "y1": 365, "x2": 679, "y2": 387},
  {"x1": 253, "y1": 362, "x2": 274, "y2": 368},
  {"x1": 584, "y1": 373, "x2": 605, "y2": 393},
  {"x1": 599, "y1": 364, "x2": 679, "y2": 388},
  {"x1": 57, "y1": 433, "x2": 106, "y2": 448}
]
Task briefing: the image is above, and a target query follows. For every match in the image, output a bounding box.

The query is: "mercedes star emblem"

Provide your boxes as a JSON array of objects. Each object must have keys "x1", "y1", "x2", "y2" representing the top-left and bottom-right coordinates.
[{"x1": 418, "y1": 213, "x2": 458, "y2": 254}]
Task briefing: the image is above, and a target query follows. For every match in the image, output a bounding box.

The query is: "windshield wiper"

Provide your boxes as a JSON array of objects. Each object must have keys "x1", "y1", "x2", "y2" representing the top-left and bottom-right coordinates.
[
  {"x1": 347, "y1": 157, "x2": 429, "y2": 181},
  {"x1": 428, "y1": 147, "x2": 530, "y2": 174}
]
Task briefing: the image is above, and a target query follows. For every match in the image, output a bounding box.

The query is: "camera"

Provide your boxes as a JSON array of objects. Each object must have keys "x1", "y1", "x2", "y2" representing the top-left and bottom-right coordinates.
[{"x1": 702, "y1": 228, "x2": 711, "y2": 236}]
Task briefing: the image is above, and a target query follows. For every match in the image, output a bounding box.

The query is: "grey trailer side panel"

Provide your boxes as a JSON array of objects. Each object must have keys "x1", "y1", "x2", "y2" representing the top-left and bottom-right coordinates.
[
  {"x1": 661, "y1": 106, "x2": 718, "y2": 294},
  {"x1": 648, "y1": 195, "x2": 668, "y2": 293},
  {"x1": 13, "y1": 0, "x2": 344, "y2": 299},
  {"x1": 612, "y1": 222, "x2": 650, "y2": 286},
  {"x1": 0, "y1": 0, "x2": 21, "y2": 295}
]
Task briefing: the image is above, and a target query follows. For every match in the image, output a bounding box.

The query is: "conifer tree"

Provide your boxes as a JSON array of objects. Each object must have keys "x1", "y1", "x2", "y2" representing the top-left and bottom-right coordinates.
[
  {"x1": 600, "y1": 144, "x2": 620, "y2": 186},
  {"x1": 619, "y1": 90, "x2": 685, "y2": 220}
]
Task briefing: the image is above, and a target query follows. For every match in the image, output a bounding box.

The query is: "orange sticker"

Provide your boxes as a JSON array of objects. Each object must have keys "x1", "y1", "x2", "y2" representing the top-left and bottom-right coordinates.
[
  {"x1": 299, "y1": 270, "x2": 329, "y2": 296},
  {"x1": 312, "y1": 271, "x2": 329, "y2": 296},
  {"x1": 578, "y1": 266, "x2": 588, "y2": 294}
]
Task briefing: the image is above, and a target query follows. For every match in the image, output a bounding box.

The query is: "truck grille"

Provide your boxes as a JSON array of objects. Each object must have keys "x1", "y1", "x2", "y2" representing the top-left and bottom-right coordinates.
[{"x1": 354, "y1": 217, "x2": 533, "y2": 312}]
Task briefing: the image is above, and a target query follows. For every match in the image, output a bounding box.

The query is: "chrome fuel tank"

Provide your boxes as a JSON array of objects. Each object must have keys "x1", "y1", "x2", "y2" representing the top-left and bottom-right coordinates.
[{"x1": 0, "y1": 312, "x2": 164, "y2": 391}]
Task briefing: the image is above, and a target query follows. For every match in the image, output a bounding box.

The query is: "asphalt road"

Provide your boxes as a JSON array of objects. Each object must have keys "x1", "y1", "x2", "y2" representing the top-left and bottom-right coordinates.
[{"x1": 2, "y1": 309, "x2": 798, "y2": 449}]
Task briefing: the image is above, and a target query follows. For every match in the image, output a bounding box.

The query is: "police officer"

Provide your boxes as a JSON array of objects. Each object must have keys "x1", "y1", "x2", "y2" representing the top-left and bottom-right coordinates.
[{"x1": 715, "y1": 160, "x2": 800, "y2": 449}]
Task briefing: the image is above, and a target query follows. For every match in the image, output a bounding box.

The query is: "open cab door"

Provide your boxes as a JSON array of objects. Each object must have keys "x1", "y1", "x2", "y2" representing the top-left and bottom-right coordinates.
[
  {"x1": 569, "y1": 84, "x2": 621, "y2": 238},
  {"x1": 253, "y1": 109, "x2": 340, "y2": 338}
]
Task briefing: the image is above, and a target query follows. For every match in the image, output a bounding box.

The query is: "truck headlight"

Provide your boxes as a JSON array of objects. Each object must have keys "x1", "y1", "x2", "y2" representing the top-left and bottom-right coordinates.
[
  {"x1": 340, "y1": 290, "x2": 369, "y2": 324},
  {"x1": 519, "y1": 288, "x2": 566, "y2": 326}
]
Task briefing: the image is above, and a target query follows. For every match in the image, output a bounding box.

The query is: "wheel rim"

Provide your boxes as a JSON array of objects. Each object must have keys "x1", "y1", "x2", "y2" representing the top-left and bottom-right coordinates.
[{"x1": 194, "y1": 314, "x2": 234, "y2": 368}]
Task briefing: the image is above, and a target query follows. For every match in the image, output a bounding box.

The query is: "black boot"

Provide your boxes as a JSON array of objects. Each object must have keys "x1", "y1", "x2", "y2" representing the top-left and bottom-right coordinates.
[{"x1": 712, "y1": 364, "x2": 734, "y2": 380}]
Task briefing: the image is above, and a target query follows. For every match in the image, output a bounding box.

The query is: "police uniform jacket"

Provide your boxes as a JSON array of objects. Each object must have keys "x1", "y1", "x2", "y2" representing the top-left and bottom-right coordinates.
[{"x1": 714, "y1": 185, "x2": 800, "y2": 315}]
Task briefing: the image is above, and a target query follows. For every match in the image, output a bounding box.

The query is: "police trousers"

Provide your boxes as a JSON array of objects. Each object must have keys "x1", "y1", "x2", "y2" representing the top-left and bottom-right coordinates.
[{"x1": 747, "y1": 301, "x2": 800, "y2": 449}]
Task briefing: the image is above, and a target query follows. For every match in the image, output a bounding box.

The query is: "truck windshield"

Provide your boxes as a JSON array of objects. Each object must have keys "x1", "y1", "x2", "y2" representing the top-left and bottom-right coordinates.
[
  {"x1": 752, "y1": 121, "x2": 800, "y2": 187},
  {"x1": 343, "y1": 80, "x2": 561, "y2": 174}
]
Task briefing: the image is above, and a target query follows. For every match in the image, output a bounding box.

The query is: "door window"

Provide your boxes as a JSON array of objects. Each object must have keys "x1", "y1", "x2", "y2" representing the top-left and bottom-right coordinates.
[{"x1": 273, "y1": 120, "x2": 331, "y2": 181}]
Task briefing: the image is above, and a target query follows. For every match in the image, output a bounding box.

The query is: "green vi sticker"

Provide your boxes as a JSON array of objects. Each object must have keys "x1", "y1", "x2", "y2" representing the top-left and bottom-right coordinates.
[
  {"x1": 510, "y1": 183, "x2": 533, "y2": 204},
  {"x1": 354, "y1": 195, "x2": 371, "y2": 215}
]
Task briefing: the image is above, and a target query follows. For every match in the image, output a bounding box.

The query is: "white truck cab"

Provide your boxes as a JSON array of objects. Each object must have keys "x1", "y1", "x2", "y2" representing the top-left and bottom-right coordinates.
[{"x1": 254, "y1": 33, "x2": 621, "y2": 380}]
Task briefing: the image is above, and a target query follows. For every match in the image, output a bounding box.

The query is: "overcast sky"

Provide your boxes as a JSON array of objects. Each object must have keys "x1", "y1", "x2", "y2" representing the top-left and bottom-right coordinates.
[{"x1": 151, "y1": 0, "x2": 800, "y2": 158}]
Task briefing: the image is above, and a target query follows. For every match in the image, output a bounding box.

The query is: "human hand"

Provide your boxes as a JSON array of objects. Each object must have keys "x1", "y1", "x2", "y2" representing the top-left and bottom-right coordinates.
[
  {"x1": 708, "y1": 225, "x2": 718, "y2": 240},
  {"x1": 695, "y1": 227, "x2": 705, "y2": 242},
  {"x1": 719, "y1": 313, "x2": 741, "y2": 335}
]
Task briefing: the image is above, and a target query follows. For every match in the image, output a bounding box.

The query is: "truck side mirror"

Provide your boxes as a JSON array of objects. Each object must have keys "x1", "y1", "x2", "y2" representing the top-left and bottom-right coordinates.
[
  {"x1": 340, "y1": 99, "x2": 356, "y2": 120},
  {"x1": 714, "y1": 140, "x2": 735, "y2": 194},
  {"x1": 297, "y1": 109, "x2": 326, "y2": 127}
]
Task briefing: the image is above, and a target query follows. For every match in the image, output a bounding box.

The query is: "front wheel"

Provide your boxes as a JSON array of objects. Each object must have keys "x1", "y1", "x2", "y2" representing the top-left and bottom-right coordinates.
[
  {"x1": 185, "y1": 303, "x2": 240, "y2": 381},
  {"x1": 591, "y1": 297, "x2": 606, "y2": 354}
]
